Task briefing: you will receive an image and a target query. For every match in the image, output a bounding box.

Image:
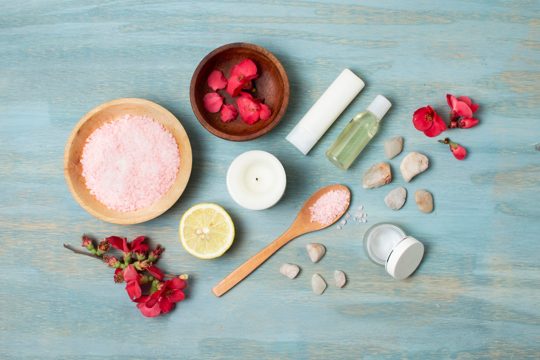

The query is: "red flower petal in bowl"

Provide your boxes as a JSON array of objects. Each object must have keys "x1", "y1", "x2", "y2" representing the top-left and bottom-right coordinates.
[
  {"x1": 226, "y1": 59, "x2": 258, "y2": 96},
  {"x1": 236, "y1": 93, "x2": 261, "y2": 125},
  {"x1": 207, "y1": 70, "x2": 227, "y2": 91},
  {"x1": 220, "y1": 103, "x2": 238, "y2": 123},
  {"x1": 259, "y1": 103, "x2": 272, "y2": 121},
  {"x1": 203, "y1": 92, "x2": 224, "y2": 113}
]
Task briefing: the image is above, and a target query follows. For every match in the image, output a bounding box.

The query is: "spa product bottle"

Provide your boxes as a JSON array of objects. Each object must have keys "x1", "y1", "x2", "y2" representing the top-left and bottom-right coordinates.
[
  {"x1": 326, "y1": 95, "x2": 391, "y2": 170},
  {"x1": 286, "y1": 69, "x2": 365, "y2": 155}
]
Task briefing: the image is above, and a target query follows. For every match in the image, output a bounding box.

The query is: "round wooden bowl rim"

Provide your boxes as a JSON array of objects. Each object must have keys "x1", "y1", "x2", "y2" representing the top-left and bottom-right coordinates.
[
  {"x1": 63, "y1": 98, "x2": 192, "y2": 224},
  {"x1": 190, "y1": 42, "x2": 290, "y2": 141}
]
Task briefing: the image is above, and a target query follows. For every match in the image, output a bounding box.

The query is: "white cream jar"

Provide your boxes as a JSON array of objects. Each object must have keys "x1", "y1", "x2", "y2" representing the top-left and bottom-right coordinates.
[{"x1": 363, "y1": 223, "x2": 424, "y2": 280}]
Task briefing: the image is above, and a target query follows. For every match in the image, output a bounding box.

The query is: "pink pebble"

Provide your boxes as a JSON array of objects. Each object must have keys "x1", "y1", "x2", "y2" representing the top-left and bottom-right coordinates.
[
  {"x1": 81, "y1": 115, "x2": 180, "y2": 212},
  {"x1": 309, "y1": 190, "x2": 350, "y2": 225}
]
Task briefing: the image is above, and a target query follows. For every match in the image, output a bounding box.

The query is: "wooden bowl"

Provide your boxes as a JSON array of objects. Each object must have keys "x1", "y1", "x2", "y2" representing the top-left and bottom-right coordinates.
[
  {"x1": 64, "y1": 98, "x2": 192, "y2": 225},
  {"x1": 190, "y1": 43, "x2": 290, "y2": 141}
]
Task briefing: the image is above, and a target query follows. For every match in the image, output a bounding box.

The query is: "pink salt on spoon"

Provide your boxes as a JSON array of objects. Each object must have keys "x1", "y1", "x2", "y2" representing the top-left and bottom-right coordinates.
[{"x1": 213, "y1": 184, "x2": 350, "y2": 297}]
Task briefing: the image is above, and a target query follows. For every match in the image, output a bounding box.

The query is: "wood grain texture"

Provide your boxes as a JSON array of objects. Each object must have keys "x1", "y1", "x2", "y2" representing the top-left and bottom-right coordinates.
[{"x1": 0, "y1": 0, "x2": 539, "y2": 359}]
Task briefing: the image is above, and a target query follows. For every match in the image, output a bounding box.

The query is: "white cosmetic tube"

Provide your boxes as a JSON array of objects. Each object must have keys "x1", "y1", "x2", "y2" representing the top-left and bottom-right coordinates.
[{"x1": 286, "y1": 69, "x2": 365, "y2": 155}]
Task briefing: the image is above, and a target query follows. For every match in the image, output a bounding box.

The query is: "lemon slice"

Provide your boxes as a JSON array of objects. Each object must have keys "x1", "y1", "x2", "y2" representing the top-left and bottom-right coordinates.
[{"x1": 179, "y1": 203, "x2": 235, "y2": 259}]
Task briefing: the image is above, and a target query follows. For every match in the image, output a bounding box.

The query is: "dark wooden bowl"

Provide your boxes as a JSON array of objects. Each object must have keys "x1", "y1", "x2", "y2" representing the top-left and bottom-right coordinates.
[{"x1": 190, "y1": 43, "x2": 289, "y2": 141}]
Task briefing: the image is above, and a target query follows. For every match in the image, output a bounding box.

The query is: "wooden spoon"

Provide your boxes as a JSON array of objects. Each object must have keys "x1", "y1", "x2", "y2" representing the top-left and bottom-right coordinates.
[{"x1": 212, "y1": 184, "x2": 351, "y2": 297}]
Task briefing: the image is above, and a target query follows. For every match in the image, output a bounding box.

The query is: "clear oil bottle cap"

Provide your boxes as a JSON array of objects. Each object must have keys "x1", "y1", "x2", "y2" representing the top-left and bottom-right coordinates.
[{"x1": 366, "y1": 95, "x2": 392, "y2": 120}]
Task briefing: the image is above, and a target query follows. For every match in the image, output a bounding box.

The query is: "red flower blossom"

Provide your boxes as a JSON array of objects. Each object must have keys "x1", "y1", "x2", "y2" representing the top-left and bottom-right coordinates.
[
  {"x1": 81, "y1": 235, "x2": 94, "y2": 250},
  {"x1": 103, "y1": 255, "x2": 120, "y2": 268},
  {"x1": 124, "y1": 265, "x2": 142, "y2": 300},
  {"x1": 447, "y1": 94, "x2": 472, "y2": 118},
  {"x1": 97, "y1": 240, "x2": 110, "y2": 253},
  {"x1": 439, "y1": 137, "x2": 467, "y2": 160},
  {"x1": 220, "y1": 103, "x2": 238, "y2": 123},
  {"x1": 207, "y1": 70, "x2": 227, "y2": 91},
  {"x1": 114, "y1": 268, "x2": 124, "y2": 283},
  {"x1": 203, "y1": 92, "x2": 223, "y2": 113},
  {"x1": 412, "y1": 106, "x2": 447, "y2": 137},
  {"x1": 147, "y1": 245, "x2": 164, "y2": 263},
  {"x1": 446, "y1": 94, "x2": 480, "y2": 129},
  {"x1": 447, "y1": 94, "x2": 479, "y2": 115},
  {"x1": 226, "y1": 59, "x2": 258, "y2": 96},
  {"x1": 136, "y1": 277, "x2": 187, "y2": 317},
  {"x1": 236, "y1": 92, "x2": 261, "y2": 125},
  {"x1": 107, "y1": 236, "x2": 148, "y2": 254}
]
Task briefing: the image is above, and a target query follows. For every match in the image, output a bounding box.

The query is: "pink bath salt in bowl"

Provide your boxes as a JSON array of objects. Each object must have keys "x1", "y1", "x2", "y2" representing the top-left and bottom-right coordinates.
[
  {"x1": 81, "y1": 115, "x2": 180, "y2": 212},
  {"x1": 309, "y1": 189, "x2": 350, "y2": 225}
]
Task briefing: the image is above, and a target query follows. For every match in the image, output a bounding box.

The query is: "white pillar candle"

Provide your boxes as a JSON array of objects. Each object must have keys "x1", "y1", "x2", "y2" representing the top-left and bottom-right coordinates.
[{"x1": 226, "y1": 150, "x2": 286, "y2": 210}]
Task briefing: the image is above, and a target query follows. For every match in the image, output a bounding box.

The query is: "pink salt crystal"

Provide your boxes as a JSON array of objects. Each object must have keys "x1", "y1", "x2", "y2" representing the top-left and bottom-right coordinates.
[
  {"x1": 81, "y1": 115, "x2": 180, "y2": 212},
  {"x1": 309, "y1": 190, "x2": 350, "y2": 225}
]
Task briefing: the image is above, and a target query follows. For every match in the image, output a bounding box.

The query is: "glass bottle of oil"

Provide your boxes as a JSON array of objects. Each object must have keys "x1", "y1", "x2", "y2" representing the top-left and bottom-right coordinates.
[{"x1": 326, "y1": 95, "x2": 391, "y2": 170}]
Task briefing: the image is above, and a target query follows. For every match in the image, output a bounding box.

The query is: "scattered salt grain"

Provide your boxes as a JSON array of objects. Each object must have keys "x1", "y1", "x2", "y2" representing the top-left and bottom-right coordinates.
[
  {"x1": 352, "y1": 204, "x2": 368, "y2": 224},
  {"x1": 309, "y1": 190, "x2": 350, "y2": 225},
  {"x1": 81, "y1": 114, "x2": 180, "y2": 212}
]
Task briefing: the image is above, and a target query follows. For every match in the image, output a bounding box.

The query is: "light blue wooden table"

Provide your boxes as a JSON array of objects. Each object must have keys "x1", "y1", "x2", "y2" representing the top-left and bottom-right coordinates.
[{"x1": 1, "y1": 1, "x2": 539, "y2": 359}]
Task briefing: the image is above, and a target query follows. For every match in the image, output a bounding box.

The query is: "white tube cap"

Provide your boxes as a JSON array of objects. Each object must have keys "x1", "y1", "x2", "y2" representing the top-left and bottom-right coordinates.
[
  {"x1": 385, "y1": 236, "x2": 424, "y2": 280},
  {"x1": 285, "y1": 124, "x2": 319, "y2": 155},
  {"x1": 366, "y1": 95, "x2": 392, "y2": 121}
]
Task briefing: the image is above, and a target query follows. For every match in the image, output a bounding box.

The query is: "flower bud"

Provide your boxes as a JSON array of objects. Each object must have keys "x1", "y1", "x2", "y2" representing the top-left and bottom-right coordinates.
[
  {"x1": 95, "y1": 240, "x2": 110, "y2": 255},
  {"x1": 439, "y1": 137, "x2": 467, "y2": 160},
  {"x1": 81, "y1": 235, "x2": 95, "y2": 251},
  {"x1": 103, "y1": 255, "x2": 120, "y2": 268},
  {"x1": 113, "y1": 268, "x2": 124, "y2": 283},
  {"x1": 135, "y1": 251, "x2": 146, "y2": 261},
  {"x1": 148, "y1": 245, "x2": 164, "y2": 262}
]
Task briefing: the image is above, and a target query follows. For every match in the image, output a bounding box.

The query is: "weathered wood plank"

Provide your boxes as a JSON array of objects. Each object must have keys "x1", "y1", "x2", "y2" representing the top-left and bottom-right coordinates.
[{"x1": 0, "y1": 0, "x2": 539, "y2": 358}]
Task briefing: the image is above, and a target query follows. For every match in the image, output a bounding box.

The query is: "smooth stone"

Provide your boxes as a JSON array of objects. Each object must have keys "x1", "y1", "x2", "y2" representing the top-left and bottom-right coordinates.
[
  {"x1": 384, "y1": 136, "x2": 404, "y2": 159},
  {"x1": 415, "y1": 189, "x2": 434, "y2": 213},
  {"x1": 362, "y1": 162, "x2": 392, "y2": 189},
  {"x1": 384, "y1": 186, "x2": 407, "y2": 210},
  {"x1": 334, "y1": 270, "x2": 347, "y2": 288},
  {"x1": 312, "y1": 273, "x2": 327, "y2": 295},
  {"x1": 280, "y1": 263, "x2": 300, "y2": 279},
  {"x1": 400, "y1": 152, "x2": 429, "y2": 182},
  {"x1": 306, "y1": 243, "x2": 326, "y2": 263}
]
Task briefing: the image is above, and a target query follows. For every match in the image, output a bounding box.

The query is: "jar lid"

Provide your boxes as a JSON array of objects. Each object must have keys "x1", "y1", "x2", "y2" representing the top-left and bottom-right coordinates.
[{"x1": 385, "y1": 236, "x2": 424, "y2": 280}]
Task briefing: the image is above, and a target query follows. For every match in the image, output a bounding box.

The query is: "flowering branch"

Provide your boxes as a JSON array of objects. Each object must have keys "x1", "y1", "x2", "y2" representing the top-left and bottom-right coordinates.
[
  {"x1": 63, "y1": 243, "x2": 100, "y2": 259},
  {"x1": 64, "y1": 235, "x2": 188, "y2": 317}
]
